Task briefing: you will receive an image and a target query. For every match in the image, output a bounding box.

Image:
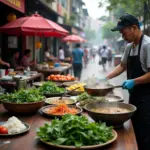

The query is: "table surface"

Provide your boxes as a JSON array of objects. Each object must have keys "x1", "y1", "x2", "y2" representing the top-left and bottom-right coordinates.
[
  {"x1": 37, "y1": 65, "x2": 72, "y2": 74},
  {"x1": 0, "y1": 105, "x2": 138, "y2": 150},
  {"x1": 0, "y1": 73, "x2": 42, "y2": 86}
]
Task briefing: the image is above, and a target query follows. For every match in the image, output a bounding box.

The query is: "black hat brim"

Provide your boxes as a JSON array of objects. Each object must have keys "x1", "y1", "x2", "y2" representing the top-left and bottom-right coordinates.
[{"x1": 111, "y1": 25, "x2": 124, "y2": 32}]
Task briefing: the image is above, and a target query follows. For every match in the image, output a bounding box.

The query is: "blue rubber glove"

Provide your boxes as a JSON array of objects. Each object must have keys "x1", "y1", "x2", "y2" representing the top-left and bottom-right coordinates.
[{"x1": 122, "y1": 80, "x2": 135, "y2": 90}]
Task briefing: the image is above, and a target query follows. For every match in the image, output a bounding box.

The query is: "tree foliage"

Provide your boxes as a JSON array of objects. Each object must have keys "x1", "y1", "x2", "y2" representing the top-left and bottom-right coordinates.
[
  {"x1": 99, "y1": 0, "x2": 148, "y2": 17},
  {"x1": 98, "y1": 16, "x2": 110, "y2": 22},
  {"x1": 84, "y1": 28, "x2": 96, "y2": 41},
  {"x1": 102, "y1": 22, "x2": 120, "y2": 39}
]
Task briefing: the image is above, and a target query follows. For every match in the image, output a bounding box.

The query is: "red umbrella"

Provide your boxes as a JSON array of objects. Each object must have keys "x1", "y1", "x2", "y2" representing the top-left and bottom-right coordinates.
[
  {"x1": 62, "y1": 34, "x2": 87, "y2": 43},
  {"x1": 0, "y1": 14, "x2": 68, "y2": 37}
]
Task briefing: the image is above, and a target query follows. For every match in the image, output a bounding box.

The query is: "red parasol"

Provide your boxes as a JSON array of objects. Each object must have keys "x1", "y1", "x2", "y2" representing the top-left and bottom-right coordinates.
[
  {"x1": 0, "y1": 14, "x2": 68, "y2": 37},
  {"x1": 62, "y1": 34, "x2": 87, "y2": 43}
]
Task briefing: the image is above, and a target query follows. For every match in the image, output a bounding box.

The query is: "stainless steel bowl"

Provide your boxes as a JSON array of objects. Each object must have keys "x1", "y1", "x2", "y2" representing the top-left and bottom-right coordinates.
[
  {"x1": 84, "y1": 85, "x2": 122, "y2": 97},
  {"x1": 84, "y1": 85, "x2": 113, "y2": 96},
  {"x1": 84, "y1": 101, "x2": 136, "y2": 128}
]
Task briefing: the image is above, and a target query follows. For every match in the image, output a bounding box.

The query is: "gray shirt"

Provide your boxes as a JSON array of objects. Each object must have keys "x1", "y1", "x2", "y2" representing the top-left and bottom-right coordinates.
[{"x1": 121, "y1": 35, "x2": 150, "y2": 72}]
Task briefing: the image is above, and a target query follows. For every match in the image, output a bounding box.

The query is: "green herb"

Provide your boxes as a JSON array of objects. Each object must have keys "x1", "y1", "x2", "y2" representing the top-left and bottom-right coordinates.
[
  {"x1": 37, "y1": 114, "x2": 114, "y2": 147},
  {"x1": 76, "y1": 92, "x2": 91, "y2": 101},
  {"x1": 39, "y1": 81, "x2": 65, "y2": 95},
  {"x1": 77, "y1": 92, "x2": 106, "y2": 101},
  {"x1": 0, "y1": 88, "x2": 44, "y2": 103}
]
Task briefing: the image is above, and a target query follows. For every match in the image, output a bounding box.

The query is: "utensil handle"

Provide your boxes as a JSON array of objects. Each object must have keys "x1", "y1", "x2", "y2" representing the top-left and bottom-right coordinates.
[{"x1": 113, "y1": 85, "x2": 122, "y2": 88}]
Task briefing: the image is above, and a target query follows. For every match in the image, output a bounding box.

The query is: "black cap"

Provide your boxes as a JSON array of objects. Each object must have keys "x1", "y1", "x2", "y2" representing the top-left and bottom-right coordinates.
[{"x1": 111, "y1": 13, "x2": 140, "y2": 32}]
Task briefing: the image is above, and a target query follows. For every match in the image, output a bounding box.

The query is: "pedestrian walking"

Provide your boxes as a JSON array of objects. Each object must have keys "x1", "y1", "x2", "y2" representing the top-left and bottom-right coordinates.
[
  {"x1": 83, "y1": 46, "x2": 89, "y2": 68},
  {"x1": 107, "y1": 47, "x2": 113, "y2": 67},
  {"x1": 92, "y1": 48, "x2": 96, "y2": 62},
  {"x1": 58, "y1": 46, "x2": 65, "y2": 61},
  {"x1": 98, "y1": 46, "x2": 102, "y2": 65},
  {"x1": 72, "y1": 43, "x2": 84, "y2": 80},
  {"x1": 101, "y1": 13, "x2": 150, "y2": 150},
  {"x1": 100, "y1": 45, "x2": 108, "y2": 71}
]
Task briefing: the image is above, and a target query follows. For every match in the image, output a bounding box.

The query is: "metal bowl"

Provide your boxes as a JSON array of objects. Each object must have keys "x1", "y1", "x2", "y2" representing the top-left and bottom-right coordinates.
[
  {"x1": 84, "y1": 101, "x2": 136, "y2": 128},
  {"x1": 84, "y1": 85, "x2": 113, "y2": 96},
  {"x1": 41, "y1": 105, "x2": 82, "y2": 118},
  {"x1": 105, "y1": 95, "x2": 124, "y2": 102},
  {"x1": 1, "y1": 100, "x2": 45, "y2": 114}
]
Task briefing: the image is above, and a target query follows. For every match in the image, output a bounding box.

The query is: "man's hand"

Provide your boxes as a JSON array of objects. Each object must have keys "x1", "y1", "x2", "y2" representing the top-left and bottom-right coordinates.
[
  {"x1": 122, "y1": 80, "x2": 135, "y2": 90},
  {"x1": 5, "y1": 63, "x2": 10, "y2": 67}
]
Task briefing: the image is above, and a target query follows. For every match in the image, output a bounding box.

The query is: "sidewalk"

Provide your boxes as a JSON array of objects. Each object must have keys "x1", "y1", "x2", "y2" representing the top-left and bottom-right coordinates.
[{"x1": 81, "y1": 55, "x2": 129, "y2": 103}]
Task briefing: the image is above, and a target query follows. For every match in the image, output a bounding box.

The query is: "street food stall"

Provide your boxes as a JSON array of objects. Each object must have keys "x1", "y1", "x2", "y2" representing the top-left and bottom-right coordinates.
[
  {"x1": 0, "y1": 78, "x2": 138, "y2": 150},
  {"x1": 37, "y1": 63, "x2": 72, "y2": 79},
  {"x1": 0, "y1": 71, "x2": 43, "y2": 92}
]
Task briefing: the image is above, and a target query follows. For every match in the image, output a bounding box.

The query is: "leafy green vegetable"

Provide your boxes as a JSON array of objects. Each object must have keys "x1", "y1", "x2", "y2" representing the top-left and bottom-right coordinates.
[
  {"x1": 77, "y1": 92, "x2": 106, "y2": 101},
  {"x1": 39, "y1": 81, "x2": 65, "y2": 95},
  {"x1": 76, "y1": 92, "x2": 90, "y2": 101},
  {"x1": 37, "y1": 114, "x2": 114, "y2": 147},
  {"x1": 0, "y1": 88, "x2": 44, "y2": 103}
]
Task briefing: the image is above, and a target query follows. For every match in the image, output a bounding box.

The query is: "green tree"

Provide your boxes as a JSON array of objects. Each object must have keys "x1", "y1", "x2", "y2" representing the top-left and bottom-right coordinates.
[
  {"x1": 99, "y1": 0, "x2": 146, "y2": 17},
  {"x1": 102, "y1": 22, "x2": 120, "y2": 39},
  {"x1": 84, "y1": 28, "x2": 96, "y2": 41},
  {"x1": 98, "y1": 16, "x2": 110, "y2": 21}
]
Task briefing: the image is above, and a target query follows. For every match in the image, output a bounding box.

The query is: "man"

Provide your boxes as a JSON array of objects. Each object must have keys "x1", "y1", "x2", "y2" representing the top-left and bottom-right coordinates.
[
  {"x1": 103, "y1": 13, "x2": 150, "y2": 149},
  {"x1": 100, "y1": 45, "x2": 108, "y2": 71},
  {"x1": 72, "y1": 43, "x2": 84, "y2": 80},
  {"x1": 20, "y1": 49, "x2": 36, "y2": 69},
  {"x1": 107, "y1": 47, "x2": 113, "y2": 67},
  {"x1": 58, "y1": 46, "x2": 65, "y2": 61},
  {"x1": 83, "y1": 46, "x2": 89, "y2": 68}
]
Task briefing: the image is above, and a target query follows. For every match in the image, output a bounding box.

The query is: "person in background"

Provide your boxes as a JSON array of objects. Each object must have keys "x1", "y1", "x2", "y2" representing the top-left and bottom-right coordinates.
[
  {"x1": 10, "y1": 50, "x2": 24, "y2": 70},
  {"x1": 20, "y1": 49, "x2": 36, "y2": 69},
  {"x1": 92, "y1": 48, "x2": 96, "y2": 62},
  {"x1": 98, "y1": 46, "x2": 102, "y2": 65},
  {"x1": 44, "y1": 47, "x2": 56, "y2": 62},
  {"x1": 72, "y1": 43, "x2": 84, "y2": 80},
  {"x1": 83, "y1": 46, "x2": 89, "y2": 68},
  {"x1": 0, "y1": 58, "x2": 10, "y2": 68},
  {"x1": 58, "y1": 46, "x2": 65, "y2": 61},
  {"x1": 107, "y1": 47, "x2": 113, "y2": 67},
  {"x1": 100, "y1": 45, "x2": 108, "y2": 71},
  {"x1": 64, "y1": 45, "x2": 71, "y2": 58}
]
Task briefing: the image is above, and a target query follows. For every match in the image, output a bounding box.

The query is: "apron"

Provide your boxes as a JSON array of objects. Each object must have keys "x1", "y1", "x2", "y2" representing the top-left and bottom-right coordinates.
[{"x1": 127, "y1": 34, "x2": 150, "y2": 150}]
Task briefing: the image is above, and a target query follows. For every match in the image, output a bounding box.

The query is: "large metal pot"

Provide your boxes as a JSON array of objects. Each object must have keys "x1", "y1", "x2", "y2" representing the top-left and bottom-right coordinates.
[
  {"x1": 84, "y1": 101, "x2": 136, "y2": 128},
  {"x1": 84, "y1": 85, "x2": 122, "y2": 96}
]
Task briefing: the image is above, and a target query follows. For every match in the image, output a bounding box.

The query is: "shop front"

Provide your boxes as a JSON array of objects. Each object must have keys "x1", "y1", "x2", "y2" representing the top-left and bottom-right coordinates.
[
  {"x1": 25, "y1": 0, "x2": 64, "y2": 61},
  {"x1": 0, "y1": 0, "x2": 25, "y2": 64}
]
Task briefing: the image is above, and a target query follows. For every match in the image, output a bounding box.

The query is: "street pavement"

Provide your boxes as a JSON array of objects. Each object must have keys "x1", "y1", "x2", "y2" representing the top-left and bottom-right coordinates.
[{"x1": 81, "y1": 55, "x2": 129, "y2": 103}]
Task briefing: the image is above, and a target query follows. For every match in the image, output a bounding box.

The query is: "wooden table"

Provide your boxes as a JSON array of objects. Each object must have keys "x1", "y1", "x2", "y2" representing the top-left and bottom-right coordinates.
[
  {"x1": 37, "y1": 65, "x2": 72, "y2": 79},
  {"x1": 0, "y1": 105, "x2": 138, "y2": 150},
  {"x1": 0, "y1": 73, "x2": 43, "y2": 92}
]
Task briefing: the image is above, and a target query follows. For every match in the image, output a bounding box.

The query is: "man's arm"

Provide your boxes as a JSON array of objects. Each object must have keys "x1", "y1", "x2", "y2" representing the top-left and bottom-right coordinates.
[
  {"x1": 134, "y1": 72, "x2": 150, "y2": 85},
  {"x1": 106, "y1": 63, "x2": 126, "y2": 79},
  {"x1": 0, "y1": 58, "x2": 10, "y2": 67}
]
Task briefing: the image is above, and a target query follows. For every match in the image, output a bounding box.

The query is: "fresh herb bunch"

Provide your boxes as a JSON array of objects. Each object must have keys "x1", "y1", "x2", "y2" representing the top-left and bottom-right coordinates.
[
  {"x1": 37, "y1": 114, "x2": 114, "y2": 147},
  {"x1": 77, "y1": 92, "x2": 106, "y2": 101},
  {"x1": 39, "y1": 81, "x2": 65, "y2": 95},
  {"x1": 0, "y1": 88, "x2": 44, "y2": 103},
  {"x1": 76, "y1": 92, "x2": 91, "y2": 101}
]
